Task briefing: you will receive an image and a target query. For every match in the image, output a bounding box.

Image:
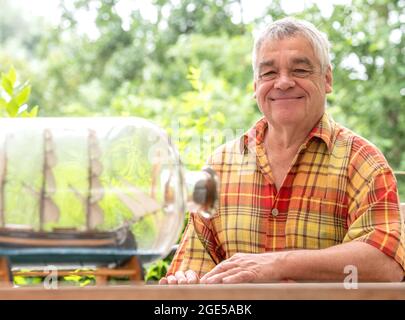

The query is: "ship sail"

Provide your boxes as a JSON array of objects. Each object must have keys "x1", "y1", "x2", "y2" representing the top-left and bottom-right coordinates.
[
  {"x1": 40, "y1": 129, "x2": 60, "y2": 228},
  {"x1": 116, "y1": 178, "x2": 161, "y2": 221}
]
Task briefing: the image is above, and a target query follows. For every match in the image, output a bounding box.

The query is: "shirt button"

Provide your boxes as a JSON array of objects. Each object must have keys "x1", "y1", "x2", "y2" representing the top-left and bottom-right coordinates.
[{"x1": 271, "y1": 208, "x2": 279, "y2": 217}]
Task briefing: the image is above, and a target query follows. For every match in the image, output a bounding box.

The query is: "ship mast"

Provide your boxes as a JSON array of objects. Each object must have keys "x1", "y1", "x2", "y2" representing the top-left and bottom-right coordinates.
[
  {"x1": 39, "y1": 130, "x2": 47, "y2": 230},
  {"x1": 39, "y1": 129, "x2": 59, "y2": 231},
  {"x1": 86, "y1": 129, "x2": 104, "y2": 230}
]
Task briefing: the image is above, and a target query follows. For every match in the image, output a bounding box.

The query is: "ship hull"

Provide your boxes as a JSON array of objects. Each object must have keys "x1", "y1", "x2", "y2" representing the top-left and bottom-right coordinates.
[{"x1": 0, "y1": 226, "x2": 136, "y2": 249}]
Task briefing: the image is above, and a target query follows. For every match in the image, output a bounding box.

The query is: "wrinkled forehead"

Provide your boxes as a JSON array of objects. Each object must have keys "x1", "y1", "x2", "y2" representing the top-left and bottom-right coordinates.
[{"x1": 257, "y1": 35, "x2": 320, "y2": 68}]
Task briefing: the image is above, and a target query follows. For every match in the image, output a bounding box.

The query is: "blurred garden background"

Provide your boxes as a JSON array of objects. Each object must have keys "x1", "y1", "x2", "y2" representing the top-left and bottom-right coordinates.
[{"x1": 0, "y1": 0, "x2": 404, "y2": 282}]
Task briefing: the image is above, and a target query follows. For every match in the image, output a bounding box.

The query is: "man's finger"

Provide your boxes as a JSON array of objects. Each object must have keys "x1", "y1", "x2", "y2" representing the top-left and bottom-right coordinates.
[
  {"x1": 175, "y1": 271, "x2": 187, "y2": 284},
  {"x1": 201, "y1": 266, "x2": 241, "y2": 284},
  {"x1": 222, "y1": 270, "x2": 254, "y2": 284},
  {"x1": 200, "y1": 261, "x2": 236, "y2": 282},
  {"x1": 167, "y1": 275, "x2": 178, "y2": 284},
  {"x1": 185, "y1": 270, "x2": 199, "y2": 284}
]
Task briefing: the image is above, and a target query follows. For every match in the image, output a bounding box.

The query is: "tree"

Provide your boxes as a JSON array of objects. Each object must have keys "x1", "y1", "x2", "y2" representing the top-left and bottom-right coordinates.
[{"x1": 1, "y1": 0, "x2": 404, "y2": 282}]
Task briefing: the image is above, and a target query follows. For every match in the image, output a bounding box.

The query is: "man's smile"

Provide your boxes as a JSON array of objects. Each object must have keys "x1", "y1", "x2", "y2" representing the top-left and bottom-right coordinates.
[{"x1": 269, "y1": 95, "x2": 305, "y2": 101}]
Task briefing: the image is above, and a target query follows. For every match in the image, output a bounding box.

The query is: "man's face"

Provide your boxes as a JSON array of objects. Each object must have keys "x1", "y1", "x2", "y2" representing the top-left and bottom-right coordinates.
[{"x1": 254, "y1": 36, "x2": 332, "y2": 129}]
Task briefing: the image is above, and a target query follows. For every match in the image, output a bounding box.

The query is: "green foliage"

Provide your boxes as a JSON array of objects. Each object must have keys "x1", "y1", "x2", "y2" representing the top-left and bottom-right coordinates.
[
  {"x1": 0, "y1": 0, "x2": 404, "y2": 282},
  {"x1": 323, "y1": 0, "x2": 405, "y2": 170},
  {"x1": 13, "y1": 269, "x2": 96, "y2": 287},
  {"x1": 0, "y1": 66, "x2": 38, "y2": 117},
  {"x1": 144, "y1": 258, "x2": 170, "y2": 282},
  {"x1": 13, "y1": 274, "x2": 43, "y2": 286}
]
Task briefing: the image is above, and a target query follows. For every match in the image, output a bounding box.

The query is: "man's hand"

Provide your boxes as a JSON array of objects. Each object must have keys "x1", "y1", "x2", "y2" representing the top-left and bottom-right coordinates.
[
  {"x1": 200, "y1": 252, "x2": 286, "y2": 284},
  {"x1": 159, "y1": 270, "x2": 199, "y2": 285}
]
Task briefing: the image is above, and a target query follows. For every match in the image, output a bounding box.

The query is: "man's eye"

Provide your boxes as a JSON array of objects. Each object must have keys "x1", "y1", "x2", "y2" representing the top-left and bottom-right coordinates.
[
  {"x1": 260, "y1": 71, "x2": 277, "y2": 79},
  {"x1": 293, "y1": 69, "x2": 310, "y2": 77}
]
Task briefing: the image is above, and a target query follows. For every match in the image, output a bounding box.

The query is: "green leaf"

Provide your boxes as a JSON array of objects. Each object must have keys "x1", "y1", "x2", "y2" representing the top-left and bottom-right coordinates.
[
  {"x1": 1, "y1": 75, "x2": 13, "y2": 96},
  {"x1": 15, "y1": 84, "x2": 31, "y2": 106},
  {"x1": 7, "y1": 66, "x2": 16, "y2": 87},
  {"x1": 0, "y1": 97, "x2": 7, "y2": 110},
  {"x1": 5, "y1": 99, "x2": 19, "y2": 117},
  {"x1": 213, "y1": 111, "x2": 225, "y2": 124},
  {"x1": 19, "y1": 105, "x2": 39, "y2": 118},
  {"x1": 64, "y1": 275, "x2": 82, "y2": 282},
  {"x1": 80, "y1": 279, "x2": 92, "y2": 287},
  {"x1": 13, "y1": 276, "x2": 28, "y2": 285},
  {"x1": 28, "y1": 105, "x2": 39, "y2": 117}
]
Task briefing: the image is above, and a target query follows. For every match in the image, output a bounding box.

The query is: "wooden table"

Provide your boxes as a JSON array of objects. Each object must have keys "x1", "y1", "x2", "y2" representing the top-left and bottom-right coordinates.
[{"x1": 0, "y1": 282, "x2": 404, "y2": 300}]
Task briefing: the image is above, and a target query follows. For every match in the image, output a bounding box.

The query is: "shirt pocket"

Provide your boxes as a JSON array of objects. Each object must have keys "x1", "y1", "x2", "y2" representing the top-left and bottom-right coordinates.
[{"x1": 285, "y1": 197, "x2": 348, "y2": 249}]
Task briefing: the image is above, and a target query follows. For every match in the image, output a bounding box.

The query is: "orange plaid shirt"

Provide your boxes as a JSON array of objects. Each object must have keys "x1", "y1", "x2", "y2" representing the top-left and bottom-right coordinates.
[{"x1": 167, "y1": 113, "x2": 405, "y2": 276}]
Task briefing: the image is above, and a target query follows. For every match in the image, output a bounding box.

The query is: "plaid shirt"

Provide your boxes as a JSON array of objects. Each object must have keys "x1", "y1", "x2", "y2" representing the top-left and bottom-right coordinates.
[{"x1": 167, "y1": 113, "x2": 405, "y2": 276}]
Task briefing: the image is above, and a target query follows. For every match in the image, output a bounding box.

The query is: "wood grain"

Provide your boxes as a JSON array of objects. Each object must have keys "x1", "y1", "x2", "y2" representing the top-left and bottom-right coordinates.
[{"x1": 0, "y1": 282, "x2": 404, "y2": 300}]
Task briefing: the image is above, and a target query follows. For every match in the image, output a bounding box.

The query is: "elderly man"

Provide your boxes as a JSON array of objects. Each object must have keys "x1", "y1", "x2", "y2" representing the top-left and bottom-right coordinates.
[{"x1": 160, "y1": 17, "x2": 404, "y2": 284}]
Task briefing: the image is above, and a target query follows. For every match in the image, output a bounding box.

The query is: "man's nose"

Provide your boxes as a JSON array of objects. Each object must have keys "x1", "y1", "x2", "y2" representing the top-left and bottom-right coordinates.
[{"x1": 274, "y1": 73, "x2": 295, "y2": 90}]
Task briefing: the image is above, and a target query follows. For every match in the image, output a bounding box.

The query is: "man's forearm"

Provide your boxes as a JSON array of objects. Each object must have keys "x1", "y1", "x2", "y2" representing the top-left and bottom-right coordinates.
[{"x1": 278, "y1": 241, "x2": 403, "y2": 282}]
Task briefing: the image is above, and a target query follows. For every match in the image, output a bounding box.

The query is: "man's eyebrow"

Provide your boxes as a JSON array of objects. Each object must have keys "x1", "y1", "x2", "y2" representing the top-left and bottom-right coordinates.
[
  {"x1": 259, "y1": 57, "x2": 315, "y2": 70},
  {"x1": 258, "y1": 60, "x2": 275, "y2": 70},
  {"x1": 291, "y1": 57, "x2": 314, "y2": 68}
]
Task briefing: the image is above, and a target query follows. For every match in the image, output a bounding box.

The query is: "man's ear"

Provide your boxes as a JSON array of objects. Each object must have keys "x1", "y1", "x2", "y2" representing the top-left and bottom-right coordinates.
[
  {"x1": 325, "y1": 65, "x2": 333, "y2": 94},
  {"x1": 253, "y1": 81, "x2": 257, "y2": 99}
]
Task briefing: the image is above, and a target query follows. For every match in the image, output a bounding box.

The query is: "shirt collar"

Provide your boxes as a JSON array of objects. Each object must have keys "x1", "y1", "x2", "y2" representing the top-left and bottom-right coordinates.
[
  {"x1": 241, "y1": 112, "x2": 335, "y2": 154},
  {"x1": 306, "y1": 112, "x2": 335, "y2": 152}
]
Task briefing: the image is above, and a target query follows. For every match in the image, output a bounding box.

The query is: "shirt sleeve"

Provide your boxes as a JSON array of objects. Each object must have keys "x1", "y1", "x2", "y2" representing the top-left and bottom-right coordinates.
[
  {"x1": 166, "y1": 212, "x2": 218, "y2": 277},
  {"x1": 166, "y1": 151, "x2": 229, "y2": 277},
  {"x1": 343, "y1": 167, "x2": 405, "y2": 275}
]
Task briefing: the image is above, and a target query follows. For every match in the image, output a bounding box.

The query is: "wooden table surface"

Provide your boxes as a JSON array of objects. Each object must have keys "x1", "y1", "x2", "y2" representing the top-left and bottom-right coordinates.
[{"x1": 0, "y1": 282, "x2": 404, "y2": 300}]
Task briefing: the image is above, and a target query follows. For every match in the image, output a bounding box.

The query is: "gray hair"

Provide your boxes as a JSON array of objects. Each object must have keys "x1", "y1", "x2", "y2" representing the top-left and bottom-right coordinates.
[{"x1": 252, "y1": 17, "x2": 331, "y2": 78}]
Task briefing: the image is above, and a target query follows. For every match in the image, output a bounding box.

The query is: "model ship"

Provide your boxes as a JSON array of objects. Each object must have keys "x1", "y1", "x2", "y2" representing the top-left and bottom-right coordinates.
[{"x1": 0, "y1": 128, "x2": 162, "y2": 250}]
